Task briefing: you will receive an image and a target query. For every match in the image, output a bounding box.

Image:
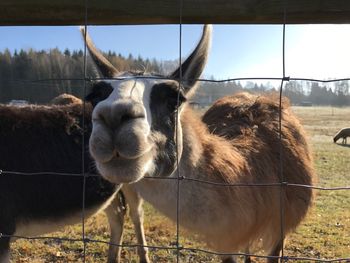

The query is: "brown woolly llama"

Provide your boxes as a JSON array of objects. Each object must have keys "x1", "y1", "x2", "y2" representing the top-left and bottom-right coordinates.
[
  {"x1": 0, "y1": 103, "x2": 127, "y2": 263},
  {"x1": 83, "y1": 25, "x2": 316, "y2": 263}
]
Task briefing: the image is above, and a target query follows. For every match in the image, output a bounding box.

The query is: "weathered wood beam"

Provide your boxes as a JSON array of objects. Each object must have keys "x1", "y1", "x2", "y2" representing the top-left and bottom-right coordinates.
[{"x1": 2, "y1": 0, "x2": 350, "y2": 26}]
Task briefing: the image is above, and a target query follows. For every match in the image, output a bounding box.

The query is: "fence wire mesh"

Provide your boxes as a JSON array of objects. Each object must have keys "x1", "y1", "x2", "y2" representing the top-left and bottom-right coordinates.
[{"x1": 0, "y1": 0, "x2": 350, "y2": 262}]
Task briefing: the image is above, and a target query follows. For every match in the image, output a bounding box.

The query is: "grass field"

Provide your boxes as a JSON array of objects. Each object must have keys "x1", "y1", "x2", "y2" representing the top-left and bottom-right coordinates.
[{"x1": 11, "y1": 106, "x2": 350, "y2": 262}]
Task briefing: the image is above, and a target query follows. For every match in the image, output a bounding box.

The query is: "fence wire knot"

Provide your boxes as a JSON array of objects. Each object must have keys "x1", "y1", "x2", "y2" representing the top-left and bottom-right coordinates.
[
  {"x1": 281, "y1": 181, "x2": 288, "y2": 187},
  {"x1": 282, "y1": 255, "x2": 290, "y2": 262},
  {"x1": 83, "y1": 237, "x2": 91, "y2": 243},
  {"x1": 84, "y1": 77, "x2": 92, "y2": 82},
  {"x1": 282, "y1": 76, "x2": 290, "y2": 82},
  {"x1": 176, "y1": 244, "x2": 184, "y2": 250}
]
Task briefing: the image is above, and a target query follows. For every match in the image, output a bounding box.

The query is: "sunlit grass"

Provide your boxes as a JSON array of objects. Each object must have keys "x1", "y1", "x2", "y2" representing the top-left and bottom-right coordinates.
[{"x1": 11, "y1": 106, "x2": 350, "y2": 262}]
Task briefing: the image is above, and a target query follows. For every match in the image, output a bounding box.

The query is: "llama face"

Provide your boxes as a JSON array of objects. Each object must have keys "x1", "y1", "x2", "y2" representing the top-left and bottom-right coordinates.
[
  {"x1": 85, "y1": 25, "x2": 211, "y2": 184},
  {"x1": 87, "y1": 76, "x2": 186, "y2": 184}
]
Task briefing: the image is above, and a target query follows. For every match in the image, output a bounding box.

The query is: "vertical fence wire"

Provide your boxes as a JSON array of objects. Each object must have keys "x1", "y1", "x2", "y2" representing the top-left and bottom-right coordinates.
[
  {"x1": 81, "y1": 0, "x2": 89, "y2": 261},
  {"x1": 176, "y1": 0, "x2": 184, "y2": 262},
  {"x1": 279, "y1": 1, "x2": 288, "y2": 261}
]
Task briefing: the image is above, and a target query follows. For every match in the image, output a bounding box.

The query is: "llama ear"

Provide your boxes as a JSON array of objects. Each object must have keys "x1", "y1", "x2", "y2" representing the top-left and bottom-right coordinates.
[
  {"x1": 80, "y1": 27, "x2": 119, "y2": 78},
  {"x1": 169, "y1": 25, "x2": 212, "y2": 96}
]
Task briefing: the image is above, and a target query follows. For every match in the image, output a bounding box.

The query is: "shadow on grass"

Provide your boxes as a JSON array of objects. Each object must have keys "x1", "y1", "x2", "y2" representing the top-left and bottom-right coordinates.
[{"x1": 334, "y1": 142, "x2": 350, "y2": 148}]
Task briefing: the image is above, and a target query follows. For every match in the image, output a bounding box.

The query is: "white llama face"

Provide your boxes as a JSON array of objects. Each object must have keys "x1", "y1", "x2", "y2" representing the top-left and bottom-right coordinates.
[{"x1": 84, "y1": 26, "x2": 211, "y2": 184}]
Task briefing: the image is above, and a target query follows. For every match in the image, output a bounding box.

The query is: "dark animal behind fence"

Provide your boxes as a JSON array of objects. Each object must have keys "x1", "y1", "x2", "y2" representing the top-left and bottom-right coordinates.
[
  {"x1": 333, "y1": 127, "x2": 350, "y2": 144},
  {"x1": 0, "y1": 103, "x2": 124, "y2": 263}
]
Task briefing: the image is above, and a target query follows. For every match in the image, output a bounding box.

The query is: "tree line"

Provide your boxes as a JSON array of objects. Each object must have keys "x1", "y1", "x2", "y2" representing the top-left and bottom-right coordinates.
[
  {"x1": 193, "y1": 80, "x2": 350, "y2": 107},
  {"x1": 0, "y1": 48, "x2": 161, "y2": 103},
  {"x1": 0, "y1": 49, "x2": 349, "y2": 106}
]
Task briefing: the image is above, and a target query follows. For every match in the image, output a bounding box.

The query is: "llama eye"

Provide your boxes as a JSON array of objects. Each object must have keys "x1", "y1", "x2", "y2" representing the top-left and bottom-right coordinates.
[
  {"x1": 168, "y1": 97, "x2": 179, "y2": 105},
  {"x1": 167, "y1": 98, "x2": 180, "y2": 111},
  {"x1": 167, "y1": 93, "x2": 186, "y2": 111}
]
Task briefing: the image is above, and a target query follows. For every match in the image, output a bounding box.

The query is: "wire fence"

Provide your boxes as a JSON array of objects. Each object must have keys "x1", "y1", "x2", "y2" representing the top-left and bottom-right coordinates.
[{"x1": 0, "y1": 0, "x2": 350, "y2": 262}]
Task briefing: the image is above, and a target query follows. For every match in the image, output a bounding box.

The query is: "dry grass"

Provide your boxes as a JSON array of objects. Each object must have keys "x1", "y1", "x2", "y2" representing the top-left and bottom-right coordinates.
[{"x1": 11, "y1": 106, "x2": 350, "y2": 262}]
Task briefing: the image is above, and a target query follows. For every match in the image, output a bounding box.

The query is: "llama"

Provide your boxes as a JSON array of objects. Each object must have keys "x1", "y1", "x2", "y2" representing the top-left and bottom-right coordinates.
[
  {"x1": 0, "y1": 101, "x2": 148, "y2": 263},
  {"x1": 0, "y1": 100, "x2": 150, "y2": 263},
  {"x1": 83, "y1": 25, "x2": 316, "y2": 262},
  {"x1": 333, "y1": 127, "x2": 350, "y2": 144}
]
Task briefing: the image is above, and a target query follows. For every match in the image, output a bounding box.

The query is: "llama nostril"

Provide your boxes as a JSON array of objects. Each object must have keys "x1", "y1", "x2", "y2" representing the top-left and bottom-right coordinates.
[
  {"x1": 120, "y1": 113, "x2": 132, "y2": 123},
  {"x1": 113, "y1": 149, "x2": 120, "y2": 158}
]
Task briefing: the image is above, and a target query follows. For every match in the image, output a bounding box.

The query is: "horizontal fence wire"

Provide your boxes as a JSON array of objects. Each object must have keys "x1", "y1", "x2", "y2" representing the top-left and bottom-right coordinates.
[
  {"x1": 0, "y1": 170, "x2": 99, "y2": 177},
  {"x1": 5, "y1": 76, "x2": 350, "y2": 83},
  {"x1": 1, "y1": 170, "x2": 349, "y2": 191},
  {"x1": 1, "y1": 233, "x2": 349, "y2": 262}
]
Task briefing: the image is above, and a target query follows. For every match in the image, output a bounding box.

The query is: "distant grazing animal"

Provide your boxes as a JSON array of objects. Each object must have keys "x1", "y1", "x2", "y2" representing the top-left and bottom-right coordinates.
[
  {"x1": 50, "y1": 93, "x2": 83, "y2": 105},
  {"x1": 0, "y1": 103, "x2": 127, "y2": 263},
  {"x1": 333, "y1": 127, "x2": 350, "y2": 144},
  {"x1": 83, "y1": 25, "x2": 316, "y2": 263}
]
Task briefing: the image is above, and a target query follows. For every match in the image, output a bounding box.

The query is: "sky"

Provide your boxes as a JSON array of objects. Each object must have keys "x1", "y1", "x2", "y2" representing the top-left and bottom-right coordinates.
[{"x1": 1, "y1": 24, "x2": 350, "y2": 82}]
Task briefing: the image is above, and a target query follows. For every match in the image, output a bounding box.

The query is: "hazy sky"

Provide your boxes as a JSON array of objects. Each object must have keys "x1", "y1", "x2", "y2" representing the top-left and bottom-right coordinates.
[{"x1": 1, "y1": 24, "x2": 350, "y2": 81}]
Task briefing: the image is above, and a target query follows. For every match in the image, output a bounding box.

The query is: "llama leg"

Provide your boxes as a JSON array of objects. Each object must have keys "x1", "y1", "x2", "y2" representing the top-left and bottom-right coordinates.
[
  {"x1": 221, "y1": 255, "x2": 238, "y2": 263},
  {"x1": 0, "y1": 250, "x2": 9, "y2": 263},
  {"x1": 0, "y1": 237, "x2": 10, "y2": 263},
  {"x1": 244, "y1": 247, "x2": 252, "y2": 263},
  {"x1": 220, "y1": 246, "x2": 252, "y2": 263},
  {"x1": 267, "y1": 239, "x2": 283, "y2": 263},
  {"x1": 122, "y1": 185, "x2": 150, "y2": 263},
  {"x1": 105, "y1": 192, "x2": 127, "y2": 263}
]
